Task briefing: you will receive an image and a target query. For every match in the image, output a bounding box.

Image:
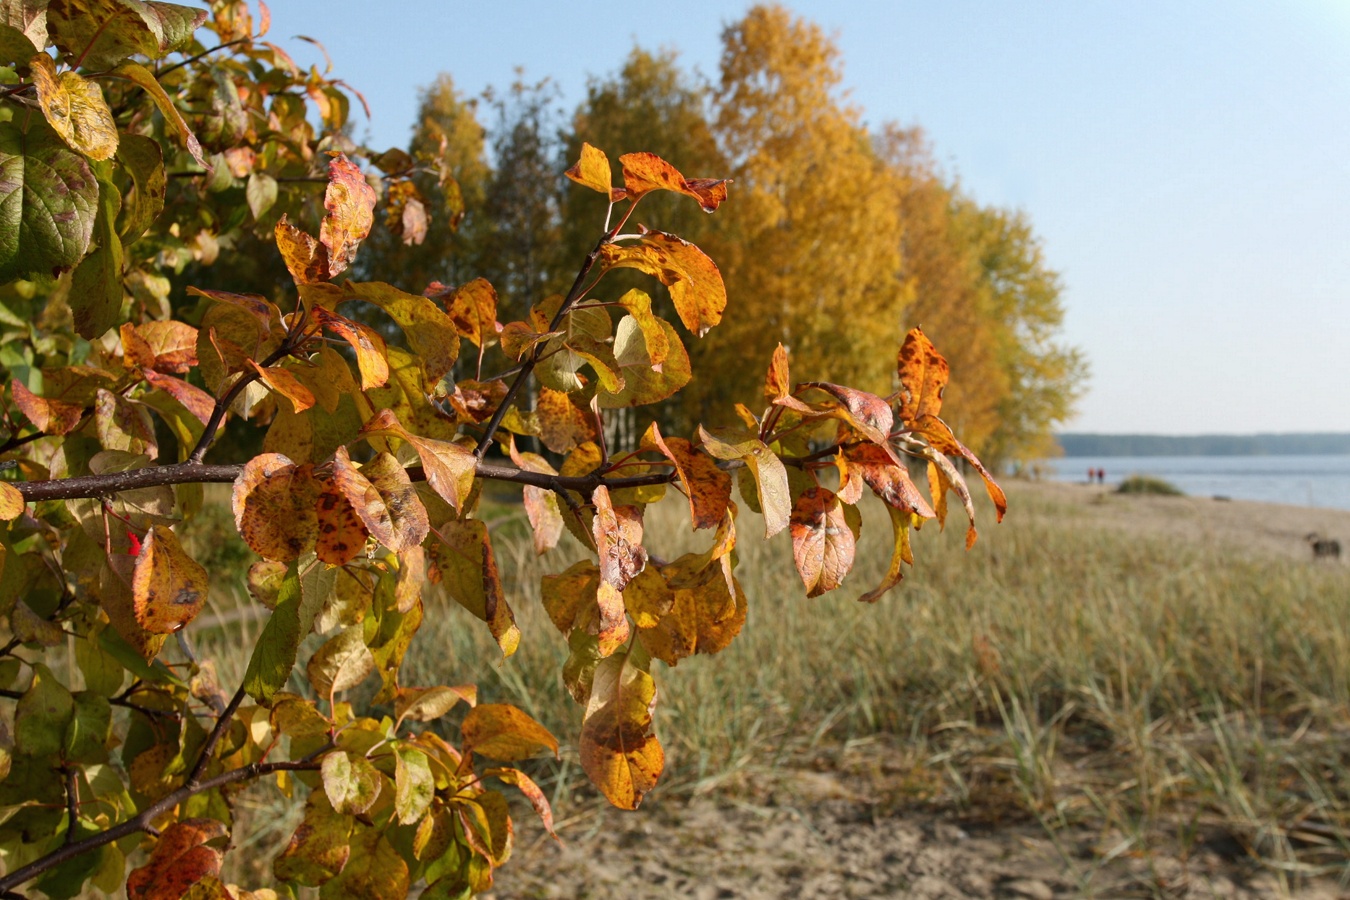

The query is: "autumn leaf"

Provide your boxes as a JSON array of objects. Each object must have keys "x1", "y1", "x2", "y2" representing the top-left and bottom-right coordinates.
[
  {"x1": 312, "y1": 307, "x2": 388, "y2": 389},
  {"x1": 111, "y1": 61, "x2": 206, "y2": 167},
  {"x1": 321, "y1": 750, "x2": 382, "y2": 817},
  {"x1": 843, "y1": 443, "x2": 935, "y2": 519},
  {"x1": 425, "y1": 519, "x2": 520, "y2": 656},
  {"x1": 461, "y1": 703, "x2": 559, "y2": 761},
  {"x1": 319, "y1": 153, "x2": 376, "y2": 278},
  {"x1": 344, "y1": 281, "x2": 460, "y2": 383},
  {"x1": 11, "y1": 379, "x2": 84, "y2": 435},
  {"x1": 640, "y1": 423, "x2": 730, "y2": 530},
  {"x1": 637, "y1": 564, "x2": 746, "y2": 665},
  {"x1": 314, "y1": 476, "x2": 367, "y2": 566},
  {"x1": 912, "y1": 414, "x2": 1008, "y2": 523},
  {"x1": 896, "y1": 327, "x2": 949, "y2": 422},
  {"x1": 438, "y1": 277, "x2": 500, "y2": 348},
  {"x1": 618, "y1": 151, "x2": 728, "y2": 212},
  {"x1": 29, "y1": 53, "x2": 118, "y2": 161},
  {"x1": 132, "y1": 525, "x2": 209, "y2": 633},
  {"x1": 486, "y1": 767, "x2": 558, "y2": 840},
  {"x1": 142, "y1": 369, "x2": 214, "y2": 426},
  {"x1": 306, "y1": 626, "x2": 375, "y2": 697},
  {"x1": 800, "y1": 381, "x2": 895, "y2": 447},
  {"x1": 250, "y1": 360, "x2": 316, "y2": 413},
  {"x1": 858, "y1": 504, "x2": 914, "y2": 603},
  {"x1": 698, "y1": 425, "x2": 790, "y2": 538},
  {"x1": 535, "y1": 386, "x2": 596, "y2": 454},
  {"x1": 332, "y1": 447, "x2": 427, "y2": 553},
  {"x1": 508, "y1": 436, "x2": 563, "y2": 555},
  {"x1": 764, "y1": 342, "x2": 790, "y2": 403},
  {"x1": 273, "y1": 793, "x2": 352, "y2": 886},
  {"x1": 580, "y1": 651, "x2": 663, "y2": 809},
  {"x1": 565, "y1": 142, "x2": 624, "y2": 201},
  {"x1": 395, "y1": 685, "x2": 476, "y2": 727},
  {"x1": 789, "y1": 488, "x2": 855, "y2": 597},
  {"x1": 126, "y1": 818, "x2": 228, "y2": 900},
  {"x1": 592, "y1": 485, "x2": 647, "y2": 592},
  {"x1": 232, "y1": 454, "x2": 320, "y2": 561},
  {"x1": 274, "y1": 215, "x2": 329, "y2": 284},
  {"x1": 0, "y1": 482, "x2": 25, "y2": 521},
  {"x1": 361, "y1": 409, "x2": 475, "y2": 513},
  {"x1": 598, "y1": 232, "x2": 726, "y2": 337}
]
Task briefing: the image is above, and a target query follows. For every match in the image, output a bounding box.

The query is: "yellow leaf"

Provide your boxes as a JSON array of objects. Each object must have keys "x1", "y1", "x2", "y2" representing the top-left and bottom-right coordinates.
[
  {"x1": 332, "y1": 447, "x2": 427, "y2": 554},
  {"x1": 0, "y1": 482, "x2": 24, "y2": 521},
  {"x1": 361, "y1": 408, "x2": 476, "y2": 513},
  {"x1": 319, "y1": 153, "x2": 376, "y2": 278},
  {"x1": 598, "y1": 232, "x2": 726, "y2": 337},
  {"x1": 313, "y1": 306, "x2": 388, "y2": 389},
  {"x1": 30, "y1": 53, "x2": 118, "y2": 161},
  {"x1": 698, "y1": 425, "x2": 790, "y2": 538},
  {"x1": 274, "y1": 215, "x2": 329, "y2": 285},
  {"x1": 461, "y1": 703, "x2": 559, "y2": 761},
  {"x1": 618, "y1": 151, "x2": 728, "y2": 212},
  {"x1": 131, "y1": 525, "x2": 209, "y2": 634},
  {"x1": 249, "y1": 360, "x2": 316, "y2": 413},
  {"x1": 580, "y1": 652, "x2": 663, "y2": 809},
  {"x1": 896, "y1": 326, "x2": 949, "y2": 423},
  {"x1": 231, "y1": 454, "x2": 320, "y2": 562},
  {"x1": 640, "y1": 423, "x2": 730, "y2": 530},
  {"x1": 565, "y1": 142, "x2": 623, "y2": 200}
]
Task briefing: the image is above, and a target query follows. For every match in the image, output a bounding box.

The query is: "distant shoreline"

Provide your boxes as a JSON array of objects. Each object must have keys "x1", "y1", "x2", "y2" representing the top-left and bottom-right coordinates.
[{"x1": 1056, "y1": 433, "x2": 1350, "y2": 457}]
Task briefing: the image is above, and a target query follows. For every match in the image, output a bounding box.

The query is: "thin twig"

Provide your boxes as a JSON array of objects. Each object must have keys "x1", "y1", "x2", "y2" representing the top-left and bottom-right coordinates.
[
  {"x1": 156, "y1": 38, "x2": 250, "y2": 78},
  {"x1": 187, "y1": 684, "x2": 248, "y2": 789},
  {"x1": 61, "y1": 768, "x2": 78, "y2": 846},
  {"x1": 188, "y1": 341, "x2": 296, "y2": 464}
]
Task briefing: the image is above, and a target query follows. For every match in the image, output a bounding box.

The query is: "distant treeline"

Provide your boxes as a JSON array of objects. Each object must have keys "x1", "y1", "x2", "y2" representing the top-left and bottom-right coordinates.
[{"x1": 1057, "y1": 433, "x2": 1350, "y2": 457}]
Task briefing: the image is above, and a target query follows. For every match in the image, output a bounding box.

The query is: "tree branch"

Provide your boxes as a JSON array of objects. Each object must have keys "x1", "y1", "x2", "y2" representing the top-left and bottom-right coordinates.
[
  {"x1": 186, "y1": 684, "x2": 247, "y2": 789},
  {"x1": 188, "y1": 342, "x2": 295, "y2": 464}
]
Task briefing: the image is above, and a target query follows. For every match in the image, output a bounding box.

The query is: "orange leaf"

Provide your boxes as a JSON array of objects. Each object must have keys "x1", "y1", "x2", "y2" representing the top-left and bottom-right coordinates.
[
  {"x1": 231, "y1": 453, "x2": 320, "y2": 562},
  {"x1": 319, "y1": 153, "x2": 377, "y2": 278},
  {"x1": 121, "y1": 322, "x2": 157, "y2": 370},
  {"x1": 314, "y1": 476, "x2": 367, "y2": 565},
  {"x1": 843, "y1": 443, "x2": 935, "y2": 518},
  {"x1": 274, "y1": 215, "x2": 329, "y2": 284},
  {"x1": 636, "y1": 563, "x2": 745, "y2": 665},
  {"x1": 461, "y1": 703, "x2": 559, "y2": 761},
  {"x1": 11, "y1": 379, "x2": 84, "y2": 435},
  {"x1": 125, "y1": 818, "x2": 227, "y2": 900},
  {"x1": 912, "y1": 414, "x2": 1007, "y2": 523},
  {"x1": 598, "y1": 232, "x2": 726, "y2": 337},
  {"x1": 592, "y1": 485, "x2": 647, "y2": 592},
  {"x1": 764, "y1": 342, "x2": 790, "y2": 403},
  {"x1": 535, "y1": 386, "x2": 596, "y2": 454},
  {"x1": 486, "y1": 767, "x2": 558, "y2": 839},
  {"x1": 640, "y1": 422, "x2": 730, "y2": 530},
  {"x1": 132, "y1": 525, "x2": 209, "y2": 633},
  {"x1": 135, "y1": 320, "x2": 198, "y2": 373},
  {"x1": 508, "y1": 436, "x2": 563, "y2": 555},
  {"x1": 437, "y1": 277, "x2": 499, "y2": 348},
  {"x1": 313, "y1": 307, "x2": 388, "y2": 389},
  {"x1": 800, "y1": 382, "x2": 895, "y2": 447},
  {"x1": 142, "y1": 369, "x2": 214, "y2": 425},
  {"x1": 789, "y1": 488, "x2": 855, "y2": 598},
  {"x1": 896, "y1": 327, "x2": 949, "y2": 423},
  {"x1": 332, "y1": 446, "x2": 427, "y2": 553},
  {"x1": 565, "y1": 142, "x2": 624, "y2": 201},
  {"x1": 360, "y1": 408, "x2": 475, "y2": 513},
  {"x1": 250, "y1": 360, "x2": 316, "y2": 413},
  {"x1": 580, "y1": 652, "x2": 663, "y2": 809},
  {"x1": 618, "y1": 151, "x2": 728, "y2": 212}
]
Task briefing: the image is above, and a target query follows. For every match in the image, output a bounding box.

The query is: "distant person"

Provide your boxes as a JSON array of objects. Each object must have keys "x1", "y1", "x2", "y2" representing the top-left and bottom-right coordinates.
[
  {"x1": 1097, "y1": 468, "x2": 1106, "y2": 485},
  {"x1": 1087, "y1": 467, "x2": 1094, "y2": 485}
]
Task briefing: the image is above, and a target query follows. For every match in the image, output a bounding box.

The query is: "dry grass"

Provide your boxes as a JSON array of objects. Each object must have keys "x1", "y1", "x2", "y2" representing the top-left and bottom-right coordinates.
[{"x1": 180, "y1": 481, "x2": 1350, "y2": 890}]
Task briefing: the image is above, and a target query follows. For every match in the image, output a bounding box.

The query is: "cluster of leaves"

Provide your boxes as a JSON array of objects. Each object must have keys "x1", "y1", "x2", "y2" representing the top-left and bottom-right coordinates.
[{"x1": 0, "y1": 3, "x2": 1003, "y2": 898}]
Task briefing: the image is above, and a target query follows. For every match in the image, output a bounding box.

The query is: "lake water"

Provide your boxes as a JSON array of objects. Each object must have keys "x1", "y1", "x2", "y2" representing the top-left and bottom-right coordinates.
[{"x1": 1037, "y1": 455, "x2": 1350, "y2": 511}]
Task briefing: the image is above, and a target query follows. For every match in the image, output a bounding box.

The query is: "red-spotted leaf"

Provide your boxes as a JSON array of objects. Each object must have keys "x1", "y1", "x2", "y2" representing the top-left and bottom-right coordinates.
[
  {"x1": 618, "y1": 151, "x2": 728, "y2": 212},
  {"x1": 461, "y1": 703, "x2": 559, "y2": 761},
  {"x1": 789, "y1": 488, "x2": 855, "y2": 598},
  {"x1": 132, "y1": 525, "x2": 208, "y2": 633},
  {"x1": 598, "y1": 232, "x2": 726, "y2": 337},
  {"x1": 314, "y1": 475, "x2": 367, "y2": 565},
  {"x1": 897, "y1": 327, "x2": 949, "y2": 422},
  {"x1": 580, "y1": 651, "x2": 663, "y2": 809},
  {"x1": 319, "y1": 153, "x2": 376, "y2": 278},
  {"x1": 640, "y1": 422, "x2": 730, "y2": 530},
  {"x1": 232, "y1": 454, "x2": 320, "y2": 561},
  {"x1": 125, "y1": 818, "x2": 227, "y2": 900}
]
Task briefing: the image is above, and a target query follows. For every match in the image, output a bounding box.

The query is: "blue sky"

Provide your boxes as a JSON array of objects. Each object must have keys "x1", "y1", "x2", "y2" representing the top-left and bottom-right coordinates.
[{"x1": 259, "y1": 1, "x2": 1350, "y2": 435}]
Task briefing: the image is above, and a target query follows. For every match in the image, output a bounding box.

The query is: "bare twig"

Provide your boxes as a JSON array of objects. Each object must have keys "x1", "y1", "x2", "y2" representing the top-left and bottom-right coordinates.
[{"x1": 186, "y1": 684, "x2": 248, "y2": 789}]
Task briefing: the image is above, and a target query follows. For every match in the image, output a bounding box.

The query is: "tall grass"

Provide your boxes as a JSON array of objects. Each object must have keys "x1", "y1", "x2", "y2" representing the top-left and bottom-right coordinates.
[{"x1": 185, "y1": 483, "x2": 1350, "y2": 886}]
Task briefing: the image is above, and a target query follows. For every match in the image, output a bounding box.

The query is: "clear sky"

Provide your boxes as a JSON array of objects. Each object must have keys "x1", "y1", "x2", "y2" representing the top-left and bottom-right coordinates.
[{"x1": 259, "y1": 0, "x2": 1350, "y2": 435}]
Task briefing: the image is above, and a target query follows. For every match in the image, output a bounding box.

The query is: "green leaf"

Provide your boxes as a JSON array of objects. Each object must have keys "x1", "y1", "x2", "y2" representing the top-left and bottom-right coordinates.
[
  {"x1": 15, "y1": 663, "x2": 74, "y2": 758},
  {"x1": 320, "y1": 750, "x2": 382, "y2": 816},
  {"x1": 64, "y1": 691, "x2": 111, "y2": 763},
  {"x1": 0, "y1": 120, "x2": 97, "y2": 283},
  {"x1": 242, "y1": 558, "x2": 333, "y2": 703},
  {"x1": 246, "y1": 171, "x2": 277, "y2": 220},
  {"x1": 112, "y1": 61, "x2": 206, "y2": 167},
  {"x1": 46, "y1": 0, "x2": 208, "y2": 70},
  {"x1": 0, "y1": 2, "x2": 47, "y2": 52},
  {"x1": 75, "y1": 632, "x2": 125, "y2": 695},
  {"x1": 393, "y1": 745, "x2": 433, "y2": 824},
  {"x1": 698, "y1": 426, "x2": 791, "y2": 539},
  {"x1": 305, "y1": 625, "x2": 375, "y2": 697},
  {"x1": 114, "y1": 132, "x2": 165, "y2": 246},
  {"x1": 70, "y1": 164, "x2": 124, "y2": 338}
]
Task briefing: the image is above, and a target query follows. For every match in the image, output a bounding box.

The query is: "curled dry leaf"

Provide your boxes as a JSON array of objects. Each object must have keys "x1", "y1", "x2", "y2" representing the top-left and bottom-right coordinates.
[
  {"x1": 426, "y1": 519, "x2": 520, "y2": 656},
  {"x1": 859, "y1": 505, "x2": 915, "y2": 603},
  {"x1": 843, "y1": 443, "x2": 935, "y2": 519},
  {"x1": 486, "y1": 767, "x2": 558, "y2": 840},
  {"x1": 789, "y1": 488, "x2": 856, "y2": 598},
  {"x1": 800, "y1": 382, "x2": 895, "y2": 447},
  {"x1": 249, "y1": 360, "x2": 316, "y2": 413},
  {"x1": 132, "y1": 525, "x2": 209, "y2": 633},
  {"x1": 580, "y1": 652, "x2": 663, "y2": 810},
  {"x1": 592, "y1": 484, "x2": 647, "y2": 592},
  {"x1": 912, "y1": 414, "x2": 1008, "y2": 522}
]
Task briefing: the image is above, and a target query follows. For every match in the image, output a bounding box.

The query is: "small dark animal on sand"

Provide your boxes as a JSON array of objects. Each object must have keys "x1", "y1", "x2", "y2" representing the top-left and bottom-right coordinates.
[{"x1": 1305, "y1": 533, "x2": 1341, "y2": 560}]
